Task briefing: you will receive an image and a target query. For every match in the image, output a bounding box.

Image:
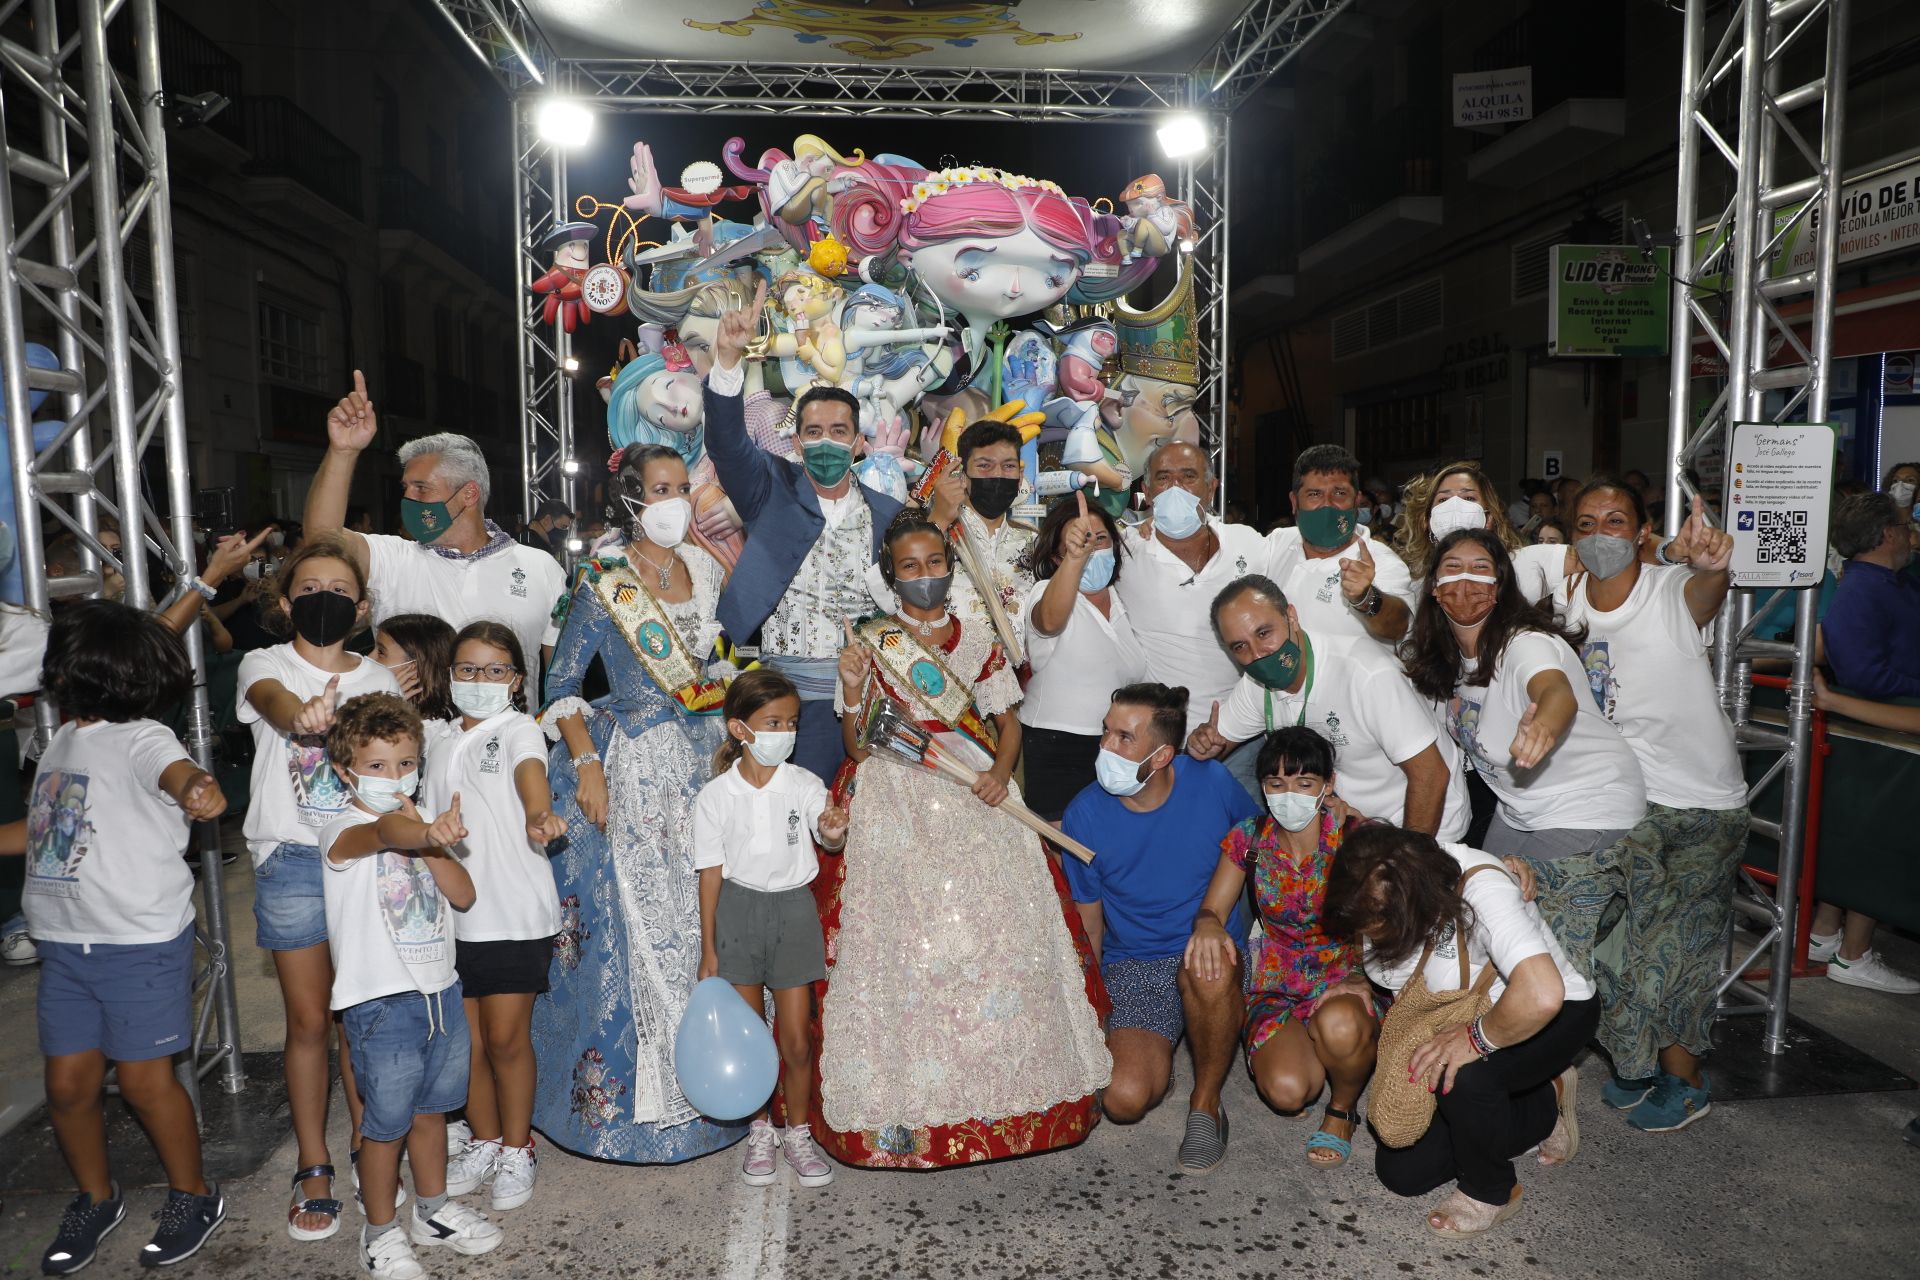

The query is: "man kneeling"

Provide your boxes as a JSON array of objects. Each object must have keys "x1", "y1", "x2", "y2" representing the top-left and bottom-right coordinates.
[{"x1": 1063, "y1": 683, "x2": 1261, "y2": 1174}]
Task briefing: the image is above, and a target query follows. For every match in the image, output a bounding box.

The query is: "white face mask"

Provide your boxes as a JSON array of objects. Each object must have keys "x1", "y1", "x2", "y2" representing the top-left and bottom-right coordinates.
[
  {"x1": 450, "y1": 678, "x2": 513, "y2": 720},
  {"x1": 1266, "y1": 786, "x2": 1326, "y2": 832},
  {"x1": 1428, "y1": 495, "x2": 1486, "y2": 539},
  {"x1": 1890, "y1": 480, "x2": 1916, "y2": 509},
  {"x1": 349, "y1": 770, "x2": 417, "y2": 814},
  {"x1": 1095, "y1": 746, "x2": 1159, "y2": 797},
  {"x1": 740, "y1": 727, "x2": 795, "y2": 768},
  {"x1": 1151, "y1": 486, "x2": 1205, "y2": 540},
  {"x1": 627, "y1": 494, "x2": 693, "y2": 547},
  {"x1": 266, "y1": 530, "x2": 286, "y2": 549}
]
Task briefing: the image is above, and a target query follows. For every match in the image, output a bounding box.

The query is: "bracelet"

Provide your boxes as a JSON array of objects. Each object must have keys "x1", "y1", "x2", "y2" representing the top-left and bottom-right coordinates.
[
  {"x1": 572, "y1": 751, "x2": 602, "y2": 768},
  {"x1": 188, "y1": 577, "x2": 219, "y2": 602},
  {"x1": 1467, "y1": 1015, "x2": 1499, "y2": 1056},
  {"x1": 1654, "y1": 538, "x2": 1682, "y2": 567},
  {"x1": 1347, "y1": 584, "x2": 1383, "y2": 617}
]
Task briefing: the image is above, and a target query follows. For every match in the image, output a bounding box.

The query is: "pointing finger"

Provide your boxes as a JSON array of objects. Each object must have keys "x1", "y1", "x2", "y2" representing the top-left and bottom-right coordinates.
[
  {"x1": 1356, "y1": 539, "x2": 1374, "y2": 564},
  {"x1": 352, "y1": 369, "x2": 367, "y2": 398},
  {"x1": 1208, "y1": 700, "x2": 1221, "y2": 728}
]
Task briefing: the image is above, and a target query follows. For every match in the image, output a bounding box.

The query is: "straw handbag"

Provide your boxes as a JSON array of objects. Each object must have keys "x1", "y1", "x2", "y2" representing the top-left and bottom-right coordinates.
[{"x1": 1370, "y1": 864, "x2": 1505, "y2": 1149}]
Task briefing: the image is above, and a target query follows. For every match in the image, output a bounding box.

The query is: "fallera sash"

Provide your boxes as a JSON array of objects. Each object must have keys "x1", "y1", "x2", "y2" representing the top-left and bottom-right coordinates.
[
  {"x1": 855, "y1": 616, "x2": 997, "y2": 756},
  {"x1": 590, "y1": 562, "x2": 727, "y2": 717}
]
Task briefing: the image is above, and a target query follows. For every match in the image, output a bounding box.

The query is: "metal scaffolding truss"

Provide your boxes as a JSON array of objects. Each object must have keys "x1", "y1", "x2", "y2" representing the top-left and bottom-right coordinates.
[
  {"x1": 0, "y1": 0, "x2": 245, "y2": 1095},
  {"x1": 430, "y1": 0, "x2": 1356, "y2": 516},
  {"x1": 1664, "y1": 0, "x2": 1849, "y2": 1053}
]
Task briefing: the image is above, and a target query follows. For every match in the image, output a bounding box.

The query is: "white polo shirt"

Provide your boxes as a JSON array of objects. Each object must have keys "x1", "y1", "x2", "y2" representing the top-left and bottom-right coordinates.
[
  {"x1": 1215, "y1": 632, "x2": 1469, "y2": 840},
  {"x1": 364, "y1": 532, "x2": 567, "y2": 689},
  {"x1": 421, "y1": 709, "x2": 558, "y2": 942},
  {"x1": 1265, "y1": 524, "x2": 1413, "y2": 648},
  {"x1": 1020, "y1": 577, "x2": 1150, "y2": 736},
  {"x1": 1115, "y1": 520, "x2": 1274, "y2": 734},
  {"x1": 691, "y1": 760, "x2": 832, "y2": 893}
]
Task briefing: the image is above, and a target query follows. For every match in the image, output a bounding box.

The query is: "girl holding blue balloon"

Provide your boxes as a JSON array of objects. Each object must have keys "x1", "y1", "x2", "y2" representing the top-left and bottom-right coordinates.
[{"x1": 693, "y1": 670, "x2": 848, "y2": 1189}]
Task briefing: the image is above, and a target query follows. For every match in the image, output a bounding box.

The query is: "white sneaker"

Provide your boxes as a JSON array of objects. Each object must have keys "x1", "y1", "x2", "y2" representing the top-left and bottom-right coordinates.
[
  {"x1": 443, "y1": 1138, "x2": 499, "y2": 1198},
  {"x1": 740, "y1": 1118, "x2": 779, "y2": 1187},
  {"x1": 780, "y1": 1123, "x2": 835, "y2": 1188},
  {"x1": 444, "y1": 1119, "x2": 472, "y2": 1156},
  {"x1": 1807, "y1": 931, "x2": 1841, "y2": 964},
  {"x1": 1, "y1": 925, "x2": 37, "y2": 966},
  {"x1": 410, "y1": 1199, "x2": 502, "y2": 1256},
  {"x1": 1826, "y1": 950, "x2": 1920, "y2": 995},
  {"x1": 490, "y1": 1140, "x2": 536, "y2": 1212},
  {"x1": 360, "y1": 1225, "x2": 426, "y2": 1279}
]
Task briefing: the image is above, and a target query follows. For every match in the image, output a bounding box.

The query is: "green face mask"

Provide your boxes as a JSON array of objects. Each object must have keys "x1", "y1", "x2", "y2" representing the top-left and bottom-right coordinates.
[
  {"x1": 1244, "y1": 638, "x2": 1303, "y2": 690},
  {"x1": 801, "y1": 438, "x2": 855, "y2": 487},
  {"x1": 1296, "y1": 504, "x2": 1356, "y2": 550},
  {"x1": 401, "y1": 496, "x2": 455, "y2": 544}
]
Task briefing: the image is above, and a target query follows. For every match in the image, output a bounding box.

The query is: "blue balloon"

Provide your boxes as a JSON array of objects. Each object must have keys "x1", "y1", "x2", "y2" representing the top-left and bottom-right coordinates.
[{"x1": 673, "y1": 977, "x2": 779, "y2": 1121}]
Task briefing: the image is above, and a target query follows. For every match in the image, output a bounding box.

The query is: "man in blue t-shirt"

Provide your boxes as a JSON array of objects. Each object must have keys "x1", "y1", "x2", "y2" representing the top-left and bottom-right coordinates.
[{"x1": 1063, "y1": 682, "x2": 1260, "y2": 1175}]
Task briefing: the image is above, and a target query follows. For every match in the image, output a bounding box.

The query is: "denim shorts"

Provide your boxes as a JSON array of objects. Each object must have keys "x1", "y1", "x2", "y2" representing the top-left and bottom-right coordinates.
[
  {"x1": 37, "y1": 926, "x2": 194, "y2": 1062},
  {"x1": 342, "y1": 982, "x2": 470, "y2": 1143},
  {"x1": 252, "y1": 842, "x2": 328, "y2": 951}
]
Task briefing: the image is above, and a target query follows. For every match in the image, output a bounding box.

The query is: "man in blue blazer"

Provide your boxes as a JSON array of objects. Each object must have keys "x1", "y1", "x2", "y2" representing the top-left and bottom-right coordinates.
[{"x1": 706, "y1": 281, "x2": 904, "y2": 778}]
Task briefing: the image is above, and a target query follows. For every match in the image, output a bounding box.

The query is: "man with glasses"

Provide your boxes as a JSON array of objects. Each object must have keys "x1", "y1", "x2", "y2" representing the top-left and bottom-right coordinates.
[
  {"x1": 705, "y1": 281, "x2": 904, "y2": 779},
  {"x1": 305, "y1": 371, "x2": 568, "y2": 691},
  {"x1": 1188, "y1": 574, "x2": 1461, "y2": 838}
]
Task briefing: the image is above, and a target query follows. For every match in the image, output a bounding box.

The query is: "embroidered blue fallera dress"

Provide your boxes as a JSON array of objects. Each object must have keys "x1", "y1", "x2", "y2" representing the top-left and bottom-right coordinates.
[{"x1": 531, "y1": 548, "x2": 747, "y2": 1163}]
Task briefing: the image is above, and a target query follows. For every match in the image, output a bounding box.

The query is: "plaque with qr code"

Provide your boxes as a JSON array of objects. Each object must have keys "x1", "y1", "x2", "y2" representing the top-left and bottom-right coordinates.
[{"x1": 1727, "y1": 422, "x2": 1836, "y2": 589}]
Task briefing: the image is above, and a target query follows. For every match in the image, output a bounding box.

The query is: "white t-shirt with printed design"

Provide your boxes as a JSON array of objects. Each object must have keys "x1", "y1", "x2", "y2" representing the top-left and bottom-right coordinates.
[
  {"x1": 421, "y1": 710, "x2": 558, "y2": 942},
  {"x1": 1553, "y1": 565, "x2": 1746, "y2": 811},
  {"x1": 1216, "y1": 633, "x2": 1469, "y2": 840},
  {"x1": 237, "y1": 646, "x2": 401, "y2": 867},
  {"x1": 1445, "y1": 630, "x2": 1647, "y2": 832},
  {"x1": 363, "y1": 532, "x2": 567, "y2": 689},
  {"x1": 320, "y1": 807, "x2": 457, "y2": 1010},
  {"x1": 24, "y1": 719, "x2": 193, "y2": 945}
]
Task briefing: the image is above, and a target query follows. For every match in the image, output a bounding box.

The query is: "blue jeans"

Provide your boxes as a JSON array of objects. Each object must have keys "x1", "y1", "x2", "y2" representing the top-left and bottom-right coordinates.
[{"x1": 342, "y1": 982, "x2": 470, "y2": 1142}]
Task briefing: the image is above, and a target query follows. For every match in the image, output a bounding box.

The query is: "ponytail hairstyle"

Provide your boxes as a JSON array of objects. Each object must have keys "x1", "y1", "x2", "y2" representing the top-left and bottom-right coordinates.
[{"x1": 713, "y1": 667, "x2": 802, "y2": 777}]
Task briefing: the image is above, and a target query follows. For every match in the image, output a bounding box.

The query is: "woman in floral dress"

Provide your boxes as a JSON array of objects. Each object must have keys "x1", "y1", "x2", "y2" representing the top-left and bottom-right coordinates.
[
  {"x1": 531, "y1": 445, "x2": 747, "y2": 1163},
  {"x1": 796, "y1": 511, "x2": 1111, "y2": 1167},
  {"x1": 1184, "y1": 727, "x2": 1378, "y2": 1166}
]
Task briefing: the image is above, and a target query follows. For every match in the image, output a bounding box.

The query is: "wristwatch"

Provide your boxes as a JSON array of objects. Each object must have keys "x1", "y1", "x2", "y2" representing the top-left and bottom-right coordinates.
[{"x1": 1347, "y1": 584, "x2": 1384, "y2": 617}]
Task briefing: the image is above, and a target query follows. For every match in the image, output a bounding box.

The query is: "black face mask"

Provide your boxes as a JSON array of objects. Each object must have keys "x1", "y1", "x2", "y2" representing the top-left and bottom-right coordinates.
[
  {"x1": 289, "y1": 590, "x2": 359, "y2": 647},
  {"x1": 969, "y1": 476, "x2": 1021, "y2": 521}
]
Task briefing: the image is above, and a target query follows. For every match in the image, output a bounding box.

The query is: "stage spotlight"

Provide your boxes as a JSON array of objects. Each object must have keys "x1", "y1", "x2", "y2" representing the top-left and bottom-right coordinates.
[
  {"x1": 1156, "y1": 113, "x2": 1209, "y2": 159},
  {"x1": 562, "y1": 356, "x2": 580, "y2": 373},
  {"x1": 537, "y1": 98, "x2": 594, "y2": 148},
  {"x1": 562, "y1": 458, "x2": 580, "y2": 475}
]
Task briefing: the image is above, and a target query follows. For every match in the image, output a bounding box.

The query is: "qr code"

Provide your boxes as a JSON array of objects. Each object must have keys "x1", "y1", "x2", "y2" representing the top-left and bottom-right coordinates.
[{"x1": 1755, "y1": 509, "x2": 1809, "y2": 563}]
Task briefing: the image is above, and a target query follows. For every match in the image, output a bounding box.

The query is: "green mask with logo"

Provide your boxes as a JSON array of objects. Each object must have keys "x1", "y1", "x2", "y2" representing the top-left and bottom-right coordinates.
[
  {"x1": 802, "y1": 439, "x2": 854, "y2": 488},
  {"x1": 1244, "y1": 638, "x2": 1304, "y2": 690},
  {"x1": 401, "y1": 497, "x2": 455, "y2": 544},
  {"x1": 1296, "y1": 504, "x2": 1356, "y2": 550}
]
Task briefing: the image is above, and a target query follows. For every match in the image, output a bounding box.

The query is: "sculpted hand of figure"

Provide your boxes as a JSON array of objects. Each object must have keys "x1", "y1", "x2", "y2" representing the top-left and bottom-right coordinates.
[
  {"x1": 326, "y1": 369, "x2": 377, "y2": 454},
  {"x1": 291, "y1": 675, "x2": 341, "y2": 737},
  {"x1": 1508, "y1": 700, "x2": 1555, "y2": 771},
  {"x1": 1182, "y1": 912, "x2": 1238, "y2": 984},
  {"x1": 818, "y1": 805, "x2": 850, "y2": 848},
  {"x1": 1409, "y1": 1021, "x2": 1483, "y2": 1095},
  {"x1": 575, "y1": 759, "x2": 609, "y2": 832},
  {"x1": 870, "y1": 414, "x2": 911, "y2": 463},
  {"x1": 838, "y1": 618, "x2": 873, "y2": 705},
  {"x1": 1340, "y1": 538, "x2": 1376, "y2": 603},
  {"x1": 1185, "y1": 700, "x2": 1228, "y2": 761},
  {"x1": 526, "y1": 808, "x2": 569, "y2": 846},
  {"x1": 624, "y1": 140, "x2": 664, "y2": 216},
  {"x1": 180, "y1": 772, "x2": 228, "y2": 822},
  {"x1": 714, "y1": 278, "x2": 766, "y2": 371}
]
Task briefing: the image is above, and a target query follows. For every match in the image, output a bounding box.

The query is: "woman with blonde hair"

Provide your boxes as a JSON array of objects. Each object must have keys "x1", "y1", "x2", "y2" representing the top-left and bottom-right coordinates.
[{"x1": 1395, "y1": 462, "x2": 1567, "y2": 602}]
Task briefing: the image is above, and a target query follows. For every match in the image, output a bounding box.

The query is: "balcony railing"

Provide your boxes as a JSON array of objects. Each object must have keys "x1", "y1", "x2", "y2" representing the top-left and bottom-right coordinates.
[
  {"x1": 242, "y1": 96, "x2": 362, "y2": 218},
  {"x1": 1299, "y1": 104, "x2": 1441, "y2": 249},
  {"x1": 108, "y1": 4, "x2": 245, "y2": 145}
]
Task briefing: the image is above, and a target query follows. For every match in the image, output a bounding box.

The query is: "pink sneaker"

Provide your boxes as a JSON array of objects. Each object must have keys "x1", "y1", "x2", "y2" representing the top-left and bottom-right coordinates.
[
  {"x1": 780, "y1": 1124, "x2": 834, "y2": 1188},
  {"x1": 740, "y1": 1119, "x2": 778, "y2": 1187}
]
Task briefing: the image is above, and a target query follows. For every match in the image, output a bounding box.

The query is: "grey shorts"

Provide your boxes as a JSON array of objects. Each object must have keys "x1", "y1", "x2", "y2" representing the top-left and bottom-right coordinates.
[
  {"x1": 1483, "y1": 812, "x2": 1632, "y2": 860},
  {"x1": 714, "y1": 880, "x2": 826, "y2": 991}
]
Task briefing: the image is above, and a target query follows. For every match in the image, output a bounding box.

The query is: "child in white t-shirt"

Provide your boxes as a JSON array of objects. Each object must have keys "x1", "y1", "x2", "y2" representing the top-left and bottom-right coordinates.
[
  {"x1": 320, "y1": 692, "x2": 500, "y2": 1276},
  {"x1": 431, "y1": 621, "x2": 566, "y2": 1213},
  {"x1": 234, "y1": 535, "x2": 399, "y2": 1241},
  {"x1": 694, "y1": 670, "x2": 847, "y2": 1191},
  {"x1": 3, "y1": 601, "x2": 230, "y2": 1271}
]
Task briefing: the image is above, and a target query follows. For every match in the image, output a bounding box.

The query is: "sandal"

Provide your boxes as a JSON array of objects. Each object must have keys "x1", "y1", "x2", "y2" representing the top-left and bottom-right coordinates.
[
  {"x1": 1426, "y1": 1185, "x2": 1523, "y2": 1238},
  {"x1": 1537, "y1": 1065, "x2": 1580, "y2": 1166},
  {"x1": 286, "y1": 1163, "x2": 341, "y2": 1242},
  {"x1": 1306, "y1": 1104, "x2": 1359, "y2": 1166}
]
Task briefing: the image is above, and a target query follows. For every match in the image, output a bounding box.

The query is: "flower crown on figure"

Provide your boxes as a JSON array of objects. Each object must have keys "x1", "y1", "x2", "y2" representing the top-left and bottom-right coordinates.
[{"x1": 901, "y1": 166, "x2": 1066, "y2": 214}]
